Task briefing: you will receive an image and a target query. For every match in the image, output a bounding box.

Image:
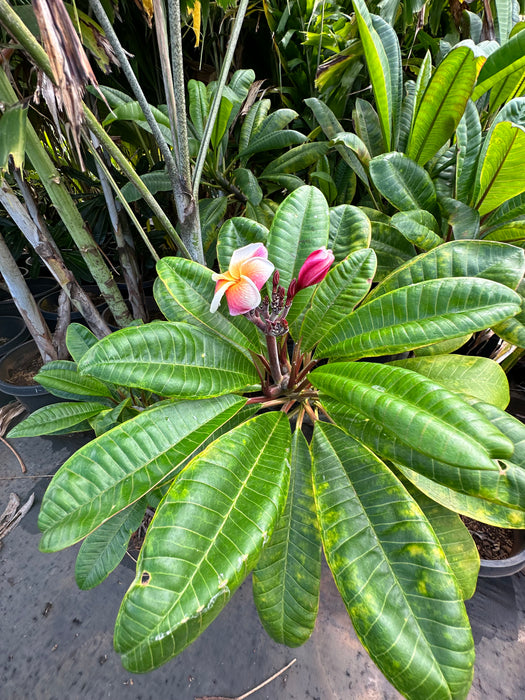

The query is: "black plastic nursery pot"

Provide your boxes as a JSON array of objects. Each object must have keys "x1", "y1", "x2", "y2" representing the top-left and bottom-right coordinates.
[
  {"x1": 0, "y1": 317, "x2": 31, "y2": 407},
  {"x1": 0, "y1": 340, "x2": 60, "y2": 412},
  {"x1": 38, "y1": 284, "x2": 105, "y2": 330},
  {"x1": 0, "y1": 278, "x2": 59, "y2": 317},
  {"x1": 479, "y1": 530, "x2": 525, "y2": 578}
]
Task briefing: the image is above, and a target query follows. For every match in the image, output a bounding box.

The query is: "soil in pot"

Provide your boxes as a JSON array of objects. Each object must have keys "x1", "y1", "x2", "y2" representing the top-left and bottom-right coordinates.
[
  {"x1": 461, "y1": 516, "x2": 514, "y2": 560},
  {"x1": 0, "y1": 341, "x2": 60, "y2": 412}
]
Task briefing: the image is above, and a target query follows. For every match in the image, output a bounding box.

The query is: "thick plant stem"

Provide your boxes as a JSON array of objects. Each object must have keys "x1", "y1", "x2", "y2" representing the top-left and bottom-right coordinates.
[
  {"x1": 192, "y1": 0, "x2": 250, "y2": 201},
  {"x1": 3, "y1": 175, "x2": 112, "y2": 338},
  {"x1": 266, "y1": 335, "x2": 283, "y2": 386},
  {"x1": 0, "y1": 232, "x2": 56, "y2": 362},
  {"x1": 0, "y1": 66, "x2": 132, "y2": 328},
  {"x1": 84, "y1": 107, "x2": 193, "y2": 259},
  {"x1": 88, "y1": 0, "x2": 203, "y2": 263}
]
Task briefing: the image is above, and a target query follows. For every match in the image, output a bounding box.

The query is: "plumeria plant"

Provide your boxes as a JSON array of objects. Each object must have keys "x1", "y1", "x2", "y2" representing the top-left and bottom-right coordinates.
[{"x1": 10, "y1": 186, "x2": 525, "y2": 700}]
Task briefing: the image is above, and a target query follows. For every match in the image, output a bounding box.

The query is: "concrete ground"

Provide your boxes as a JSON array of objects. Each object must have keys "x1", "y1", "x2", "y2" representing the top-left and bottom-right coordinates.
[{"x1": 1, "y1": 430, "x2": 525, "y2": 700}]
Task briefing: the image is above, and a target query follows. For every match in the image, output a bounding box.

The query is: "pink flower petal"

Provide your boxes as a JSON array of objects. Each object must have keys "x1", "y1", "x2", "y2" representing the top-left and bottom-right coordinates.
[
  {"x1": 239, "y1": 256, "x2": 274, "y2": 291},
  {"x1": 225, "y1": 275, "x2": 261, "y2": 315},
  {"x1": 210, "y1": 276, "x2": 235, "y2": 312},
  {"x1": 229, "y1": 243, "x2": 268, "y2": 278}
]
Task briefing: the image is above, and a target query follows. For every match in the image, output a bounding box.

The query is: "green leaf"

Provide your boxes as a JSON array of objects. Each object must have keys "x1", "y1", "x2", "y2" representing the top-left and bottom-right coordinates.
[
  {"x1": 253, "y1": 429, "x2": 321, "y2": 647},
  {"x1": 472, "y1": 29, "x2": 525, "y2": 100},
  {"x1": 154, "y1": 257, "x2": 262, "y2": 354},
  {"x1": 210, "y1": 96, "x2": 233, "y2": 150},
  {"x1": 455, "y1": 100, "x2": 482, "y2": 204},
  {"x1": 389, "y1": 355, "x2": 510, "y2": 409},
  {"x1": 103, "y1": 102, "x2": 173, "y2": 145},
  {"x1": 369, "y1": 218, "x2": 415, "y2": 279},
  {"x1": 266, "y1": 186, "x2": 330, "y2": 289},
  {"x1": 239, "y1": 99, "x2": 271, "y2": 156},
  {"x1": 329, "y1": 204, "x2": 371, "y2": 262},
  {"x1": 312, "y1": 362, "x2": 513, "y2": 469},
  {"x1": 484, "y1": 222, "x2": 525, "y2": 247},
  {"x1": 35, "y1": 360, "x2": 115, "y2": 401},
  {"x1": 38, "y1": 395, "x2": 246, "y2": 550},
  {"x1": 66, "y1": 323, "x2": 99, "y2": 363},
  {"x1": 399, "y1": 480, "x2": 479, "y2": 600},
  {"x1": 0, "y1": 105, "x2": 26, "y2": 172},
  {"x1": 369, "y1": 152, "x2": 438, "y2": 216},
  {"x1": 315, "y1": 278, "x2": 521, "y2": 361},
  {"x1": 114, "y1": 412, "x2": 291, "y2": 672},
  {"x1": 353, "y1": 97, "x2": 385, "y2": 156},
  {"x1": 239, "y1": 129, "x2": 307, "y2": 159},
  {"x1": 216, "y1": 218, "x2": 268, "y2": 272},
  {"x1": 7, "y1": 401, "x2": 106, "y2": 438},
  {"x1": 90, "y1": 398, "x2": 133, "y2": 437},
  {"x1": 188, "y1": 79, "x2": 209, "y2": 139},
  {"x1": 75, "y1": 500, "x2": 147, "y2": 590},
  {"x1": 352, "y1": 1, "x2": 396, "y2": 150},
  {"x1": 78, "y1": 322, "x2": 259, "y2": 399},
  {"x1": 412, "y1": 334, "x2": 473, "y2": 357},
  {"x1": 492, "y1": 278, "x2": 525, "y2": 347},
  {"x1": 261, "y1": 142, "x2": 330, "y2": 176},
  {"x1": 368, "y1": 240, "x2": 525, "y2": 300},
  {"x1": 311, "y1": 423, "x2": 474, "y2": 700},
  {"x1": 440, "y1": 197, "x2": 480, "y2": 241},
  {"x1": 120, "y1": 171, "x2": 172, "y2": 203},
  {"x1": 300, "y1": 249, "x2": 376, "y2": 351},
  {"x1": 326, "y1": 398, "x2": 525, "y2": 527},
  {"x1": 475, "y1": 121, "x2": 525, "y2": 216},
  {"x1": 232, "y1": 167, "x2": 263, "y2": 206},
  {"x1": 390, "y1": 210, "x2": 442, "y2": 251},
  {"x1": 305, "y1": 97, "x2": 344, "y2": 140},
  {"x1": 407, "y1": 46, "x2": 477, "y2": 165},
  {"x1": 332, "y1": 132, "x2": 371, "y2": 167}
]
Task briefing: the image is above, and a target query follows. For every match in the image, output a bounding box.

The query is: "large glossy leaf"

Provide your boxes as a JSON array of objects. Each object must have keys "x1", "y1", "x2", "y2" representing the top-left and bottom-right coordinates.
[
  {"x1": 311, "y1": 423, "x2": 474, "y2": 700},
  {"x1": 253, "y1": 429, "x2": 321, "y2": 646},
  {"x1": 75, "y1": 500, "x2": 147, "y2": 590},
  {"x1": 312, "y1": 362, "x2": 513, "y2": 469},
  {"x1": 238, "y1": 129, "x2": 307, "y2": 159},
  {"x1": 472, "y1": 29, "x2": 525, "y2": 100},
  {"x1": 300, "y1": 249, "x2": 376, "y2": 351},
  {"x1": 114, "y1": 412, "x2": 291, "y2": 672},
  {"x1": 389, "y1": 354, "x2": 510, "y2": 409},
  {"x1": 475, "y1": 121, "x2": 525, "y2": 216},
  {"x1": 216, "y1": 217, "x2": 268, "y2": 272},
  {"x1": 368, "y1": 240, "x2": 525, "y2": 300},
  {"x1": 78, "y1": 322, "x2": 259, "y2": 398},
  {"x1": 484, "y1": 222, "x2": 525, "y2": 248},
  {"x1": 369, "y1": 152, "x2": 438, "y2": 216},
  {"x1": 35, "y1": 360, "x2": 115, "y2": 401},
  {"x1": 369, "y1": 217, "x2": 415, "y2": 279},
  {"x1": 66, "y1": 323, "x2": 99, "y2": 363},
  {"x1": 492, "y1": 278, "x2": 525, "y2": 347},
  {"x1": 325, "y1": 398, "x2": 525, "y2": 526},
  {"x1": 455, "y1": 100, "x2": 482, "y2": 204},
  {"x1": 390, "y1": 210, "x2": 442, "y2": 251},
  {"x1": 407, "y1": 46, "x2": 477, "y2": 165},
  {"x1": 210, "y1": 96, "x2": 233, "y2": 151},
  {"x1": 353, "y1": 97, "x2": 385, "y2": 156},
  {"x1": 266, "y1": 186, "x2": 330, "y2": 289},
  {"x1": 315, "y1": 277, "x2": 521, "y2": 360},
  {"x1": 352, "y1": 0, "x2": 395, "y2": 150},
  {"x1": 261, "y1": 142, "x2": 330, "y2": 176},
  {"x1": 440, "y1": 197, "x2": 481, "y2": 240},
  {"x1": 103, "y1": 102, "x2": 173, "y2": 145},
  {"x1": 188, "y1": 79, "x2": 209, "y2": 139},
  {"x1": 329, "y1": 204, "x2": 371, "y2": 262},
  {"x1": 238, "y1": 99, "x2": 271, "y2": 157},
  {"x1": 38, "y1": 395, "x2": 246, "y2": 550},
  {"x1": 154, "y1": 257, "x2": 262, "y2": 354},
  {"x1": 399, "y1": 479, "x2": 479, "y2": 600},
  {"x1": 7, "y1": 401, "x2": 107, "y2": 438}
]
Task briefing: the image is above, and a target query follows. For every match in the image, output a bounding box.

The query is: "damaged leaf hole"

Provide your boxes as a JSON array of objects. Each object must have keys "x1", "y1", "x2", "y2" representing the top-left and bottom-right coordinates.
[{"x1": 140, "y1": 571, "x2": 151, "y2": 585}]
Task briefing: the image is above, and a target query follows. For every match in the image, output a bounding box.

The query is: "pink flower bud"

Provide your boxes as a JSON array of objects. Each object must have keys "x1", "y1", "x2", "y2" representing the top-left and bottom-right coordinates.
[{"x1": 296, "y1": 247, "x2": 334, "y2": 292}]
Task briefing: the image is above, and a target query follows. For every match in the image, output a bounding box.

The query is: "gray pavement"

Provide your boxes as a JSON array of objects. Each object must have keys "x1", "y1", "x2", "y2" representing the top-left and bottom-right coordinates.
[{"x1": 1, "y1": 429, "x2": 525, "y2": 700}]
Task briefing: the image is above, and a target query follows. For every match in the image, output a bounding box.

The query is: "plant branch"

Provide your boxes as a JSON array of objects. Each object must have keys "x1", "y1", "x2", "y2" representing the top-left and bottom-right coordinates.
[{"x1": 192, "y1": 0, "x2": 250, "y2": 200}]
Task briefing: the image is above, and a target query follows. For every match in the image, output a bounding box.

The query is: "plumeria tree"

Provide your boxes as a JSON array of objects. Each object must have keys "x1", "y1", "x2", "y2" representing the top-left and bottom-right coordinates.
[{"x1": 10, "y1": 186, "x2": 525, "y2": 700}]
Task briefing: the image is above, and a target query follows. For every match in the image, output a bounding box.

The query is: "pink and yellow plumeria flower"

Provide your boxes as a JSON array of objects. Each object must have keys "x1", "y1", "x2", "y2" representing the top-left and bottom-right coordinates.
[{"x1": 210, "y1": 243, "x2": 274, "y2": 316}]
